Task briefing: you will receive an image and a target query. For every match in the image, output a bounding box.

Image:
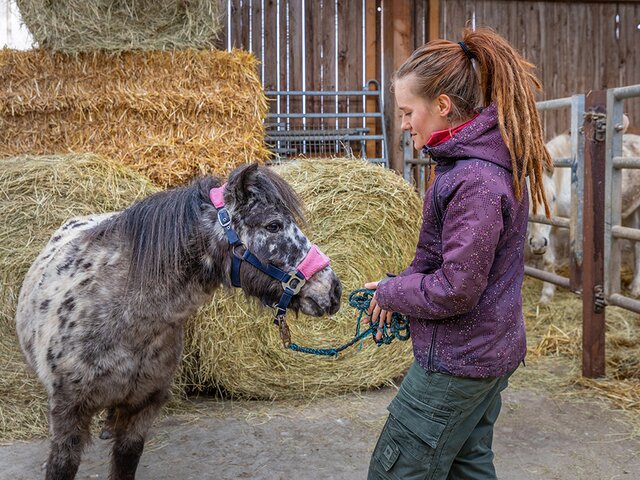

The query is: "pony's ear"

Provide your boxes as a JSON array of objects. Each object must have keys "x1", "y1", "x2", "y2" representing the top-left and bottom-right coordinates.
[{"x1": 227, "y1": 163, "x2": 259, "y2": 204}]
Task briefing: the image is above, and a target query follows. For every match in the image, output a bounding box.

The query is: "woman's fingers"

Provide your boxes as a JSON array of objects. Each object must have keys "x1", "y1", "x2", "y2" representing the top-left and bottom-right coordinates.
[{"x1": 364, "y1": 281, "x2": 379, "y2": 290}]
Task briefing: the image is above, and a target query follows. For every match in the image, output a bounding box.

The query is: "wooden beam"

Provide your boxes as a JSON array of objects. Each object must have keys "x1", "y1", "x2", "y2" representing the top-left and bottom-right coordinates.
[
  {"x1": 382, "y1": 0, "x2": 413, "y2": 173},
  {"x1": 581, "y1": 90, "x2": 607, "y2": 379}
]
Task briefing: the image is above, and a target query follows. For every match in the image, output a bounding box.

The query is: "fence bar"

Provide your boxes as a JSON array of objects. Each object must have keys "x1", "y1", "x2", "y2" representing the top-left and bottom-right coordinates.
[
  {"x1": 607, "y1": 294, "x2": 640, "y2": 315},
  {"x1": 524, "y1": 266, "x2": 571, "y2": 288},
  {"x1": 405, "y1": 158, "x2": 431, "y2": 166},
  {"x1": 611, "y1": 225, "x2": 640, "y2": 241},
  {"x1": 605, "y1": 88, "x2": 625, "y2": 299},
  {"x1": 611, "y1": 84, "x2": 640, "y2": 100},
  {"x1": 536, "y1": 97, "x2": 572, "y2": 110},
  {"x1": 553, "y1": 157, "x2": 572, "y2": 168},
  {"x1": 267, "y1": 112, "x2": 383, "y2": 119},
  {"x1": 569, "y1": 94, "x2": 586, "y2": 292},
  {"x1": 267, "y1": 90, "x2": 381, "y2": 96},
  {"x1": 612, "y1": 156, "x2": 640, "y2": 169},
  {"x1": 529, "y1": 214, "x2": 570, "y2": 228},
  {"x1": 265, "y1": 134, "x2": 385, "y2": 142},
  {"x1": 582, "y1": 90, "x2": 607, "y2": 378}
]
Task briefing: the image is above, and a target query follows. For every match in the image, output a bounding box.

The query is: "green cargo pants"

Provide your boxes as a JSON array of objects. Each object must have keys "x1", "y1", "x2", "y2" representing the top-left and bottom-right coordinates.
[{"x1": 368, "y1": 361, "x2": 514, "y2": 480}]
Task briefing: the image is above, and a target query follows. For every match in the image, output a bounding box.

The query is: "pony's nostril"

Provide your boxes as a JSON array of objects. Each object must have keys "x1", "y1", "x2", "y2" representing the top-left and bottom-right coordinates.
[
  {"x1": 543, "y1": 238, "x2": 548, "y2": 247},
  {"x1": 329, "y1": 279, "x2": 342, "y2": 314}
]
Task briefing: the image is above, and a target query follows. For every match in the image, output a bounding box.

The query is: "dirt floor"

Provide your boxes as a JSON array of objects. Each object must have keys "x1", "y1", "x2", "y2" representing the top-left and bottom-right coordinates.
[{"x1": 1, "y1": 363, "x2": 639, "y2": 480}]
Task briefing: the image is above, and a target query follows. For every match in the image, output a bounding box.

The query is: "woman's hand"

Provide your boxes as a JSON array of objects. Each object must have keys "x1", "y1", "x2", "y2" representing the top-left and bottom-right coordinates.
[{"x1": 363, "y1": 281, "x2": 394, "y2": 341}]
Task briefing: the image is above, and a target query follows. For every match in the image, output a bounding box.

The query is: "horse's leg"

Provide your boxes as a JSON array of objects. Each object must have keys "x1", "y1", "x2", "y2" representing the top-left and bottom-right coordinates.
[
  {"x1": 539, "y1": 230, "x2": 557, "y2": 304},
  {"x1": 45, "y1": 400, "x2": 92, "y2": 480},
  {"x1": 109, "y1": 389, "x2": 169, "y2": 480},
  {"x1": 629, "y1": 209, "x2": 640, "y2": 297}
]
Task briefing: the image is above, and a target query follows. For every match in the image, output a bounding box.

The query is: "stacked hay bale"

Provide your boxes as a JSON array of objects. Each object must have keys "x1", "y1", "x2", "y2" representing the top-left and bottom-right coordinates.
[
  {"x1": 0, "y1": 154, "x2": 159, "y2": 440},
  {"x1": 181, "y1": 159, "x2": 422, "y2": 399},
  {"x1": 16, "y1": 0, "x2": 222, "y2": 53},
  {"x1": 0, "y1": 48, "x2": 270, "y2": 188}
]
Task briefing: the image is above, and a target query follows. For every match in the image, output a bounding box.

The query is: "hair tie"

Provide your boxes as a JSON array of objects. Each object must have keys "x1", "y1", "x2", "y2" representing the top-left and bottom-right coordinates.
[{"x1": 458, "y1": 41, "x2": 475, "y2": 61}]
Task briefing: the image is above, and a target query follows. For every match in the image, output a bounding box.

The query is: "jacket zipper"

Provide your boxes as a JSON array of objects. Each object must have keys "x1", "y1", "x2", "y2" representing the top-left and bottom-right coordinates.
[
  {"x1": 428, "y1": 173, "x2": 443, "y2": 371},
  {"x1": 427, "y1": 324, "x2": 438, "y2": 370}
]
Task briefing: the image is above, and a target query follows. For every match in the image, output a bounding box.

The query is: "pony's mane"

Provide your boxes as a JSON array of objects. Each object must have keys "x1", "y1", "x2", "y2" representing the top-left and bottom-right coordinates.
[
  {"x1": 89, "y1": 166, "x2": 304, "y2": 287},
  {"x1": 91, "y1": 176, "x2": 219, "y2": 287}
]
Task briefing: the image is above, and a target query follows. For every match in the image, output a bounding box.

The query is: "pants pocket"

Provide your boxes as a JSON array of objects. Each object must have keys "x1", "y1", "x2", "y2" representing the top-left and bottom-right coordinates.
[
  {"x1": 370, "y1": 410, "x2": 450, "y2": 480},
  {"x1": 388, "y1": 394, "x2": 451, "y2": 455}
]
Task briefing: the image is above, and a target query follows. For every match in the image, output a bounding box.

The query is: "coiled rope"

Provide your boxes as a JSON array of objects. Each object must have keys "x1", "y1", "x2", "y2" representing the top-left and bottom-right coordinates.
[{"x1": 288, "y1": 289, "x2": 410, "y2": 357}]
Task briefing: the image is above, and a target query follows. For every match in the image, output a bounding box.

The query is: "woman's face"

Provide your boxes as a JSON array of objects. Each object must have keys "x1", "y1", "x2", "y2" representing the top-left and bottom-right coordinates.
[{"x1": 394, "y1": 75, "x2": 450, "y2": 150}]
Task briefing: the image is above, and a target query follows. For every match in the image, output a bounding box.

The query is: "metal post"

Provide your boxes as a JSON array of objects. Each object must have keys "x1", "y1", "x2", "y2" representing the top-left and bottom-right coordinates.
[
  {"x1": 569, "y1": 94, "x2": 585, "y2": 293},
  {"x1": 581, "y1": 90, "x2": 607, "y2": 378}
]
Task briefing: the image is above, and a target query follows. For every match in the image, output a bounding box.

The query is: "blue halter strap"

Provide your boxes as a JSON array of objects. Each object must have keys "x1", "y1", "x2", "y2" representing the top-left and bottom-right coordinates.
[{"x1": 209, "y1": 184, "x2": 329, "y2": 347}]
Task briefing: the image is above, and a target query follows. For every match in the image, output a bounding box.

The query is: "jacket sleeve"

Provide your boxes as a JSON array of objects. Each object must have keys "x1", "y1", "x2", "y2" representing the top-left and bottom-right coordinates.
[{"x1": 375, "y1": 172, "x2": 504, "y2": 319}]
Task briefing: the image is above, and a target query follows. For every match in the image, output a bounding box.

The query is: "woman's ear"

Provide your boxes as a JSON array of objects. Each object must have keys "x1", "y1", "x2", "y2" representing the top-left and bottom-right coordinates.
[{"x1": 435, "y1": 94, "x2": 452, "y2": 118}]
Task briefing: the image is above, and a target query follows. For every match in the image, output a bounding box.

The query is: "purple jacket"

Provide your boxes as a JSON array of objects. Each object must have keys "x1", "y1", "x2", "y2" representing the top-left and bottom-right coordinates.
[{"x1": 376, "y1": 104, "x2": 528, "y2": 378}]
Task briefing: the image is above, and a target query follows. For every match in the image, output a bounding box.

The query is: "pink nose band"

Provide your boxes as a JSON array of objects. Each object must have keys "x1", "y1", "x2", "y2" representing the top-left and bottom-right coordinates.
[{"x1": 297, "y1": 245, "x2": 330, "y2": 279}]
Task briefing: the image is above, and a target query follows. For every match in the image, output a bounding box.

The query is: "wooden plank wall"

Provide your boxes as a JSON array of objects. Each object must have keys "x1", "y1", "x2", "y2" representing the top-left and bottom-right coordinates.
[{"x1": 438, "y1": 0, "x2": 640, "y2": 138}]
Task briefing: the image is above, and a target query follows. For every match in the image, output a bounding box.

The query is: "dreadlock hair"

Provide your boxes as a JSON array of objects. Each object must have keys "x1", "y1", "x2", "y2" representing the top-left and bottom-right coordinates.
[{"x1": 392, "y1": 27, "x2": 552, "y2": 217}]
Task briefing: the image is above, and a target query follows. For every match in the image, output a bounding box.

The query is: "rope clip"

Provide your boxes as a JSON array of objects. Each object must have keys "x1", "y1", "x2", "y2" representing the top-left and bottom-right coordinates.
[{"x1": 276, "y1": 314, "x2": 292, "y2": 348}]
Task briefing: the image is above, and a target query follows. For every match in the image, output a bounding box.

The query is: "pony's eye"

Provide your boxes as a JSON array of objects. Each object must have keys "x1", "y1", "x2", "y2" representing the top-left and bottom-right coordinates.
[{"x1": 265, "y1": 222, "x2": 282, "y2": 233}]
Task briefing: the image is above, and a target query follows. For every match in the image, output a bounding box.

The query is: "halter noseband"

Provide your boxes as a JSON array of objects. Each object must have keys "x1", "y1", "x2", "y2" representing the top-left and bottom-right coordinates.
[{"x1": 210, "y1": 183, "x2": 331, "y2": 347}]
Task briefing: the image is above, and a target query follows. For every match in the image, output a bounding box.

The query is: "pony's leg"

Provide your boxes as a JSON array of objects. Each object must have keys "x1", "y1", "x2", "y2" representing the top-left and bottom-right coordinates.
[
  {"x1": 539, "y1": 234, "x2": 557, "y2": 304},
  {"x1": 109, "y1": 390, "x2": 169, "y2": 480},
  {"x1": 45, "y1": 400, "x2": 92, "y2": 480}
]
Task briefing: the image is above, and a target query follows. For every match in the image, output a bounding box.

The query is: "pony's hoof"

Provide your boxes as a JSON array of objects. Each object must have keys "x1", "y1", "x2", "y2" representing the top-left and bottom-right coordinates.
[{"x1": 99, "y1": 428, "x2": 112, "y2": 440}]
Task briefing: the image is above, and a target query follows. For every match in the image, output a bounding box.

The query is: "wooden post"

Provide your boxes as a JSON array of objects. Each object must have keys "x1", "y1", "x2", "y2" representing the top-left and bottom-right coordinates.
[
  {"x1": 582, "y1": 90, "x2": 607, "y2": 378},
  {"x1": 365, "y1": 0, "x2": 381, "y2": 160},
  {"x1": 428, "y1": 0, "x2": 440, "y2": 41},
  {"x1": 382, "y1": 0, "x2": 413, "y2": 173}
]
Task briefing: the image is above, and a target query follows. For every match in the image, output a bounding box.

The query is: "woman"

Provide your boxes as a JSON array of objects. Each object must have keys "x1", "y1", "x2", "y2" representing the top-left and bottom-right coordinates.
[{"x1": 365, "y1": 27, "x2": 551, "y2": 479}]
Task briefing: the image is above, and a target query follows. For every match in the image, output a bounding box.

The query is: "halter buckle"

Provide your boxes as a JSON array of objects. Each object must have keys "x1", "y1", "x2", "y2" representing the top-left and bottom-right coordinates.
[
  {"x1": 282, "y1": 272, "x2": 305, "y2": 295},
  {"x1": 217, "y1": 208, "x2": 232, "y2": 229},
  {"x1": 232, "y1": 244, "x2": 247, "y2": 259}
]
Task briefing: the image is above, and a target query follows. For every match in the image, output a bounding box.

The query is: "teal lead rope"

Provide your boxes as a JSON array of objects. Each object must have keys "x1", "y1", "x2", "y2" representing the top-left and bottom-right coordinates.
[{"x1": 287, "y1": 289, "x2": 410, "y2": 357}]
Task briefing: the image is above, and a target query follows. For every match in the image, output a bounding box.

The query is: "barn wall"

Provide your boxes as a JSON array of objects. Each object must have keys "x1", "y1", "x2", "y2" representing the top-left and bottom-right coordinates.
[
  {"x1": 220, "y1": 1, "x2": 640, "y2": 168},
  {"x1": 438, "y1": 0, "x2": 640, "y2": 137}
]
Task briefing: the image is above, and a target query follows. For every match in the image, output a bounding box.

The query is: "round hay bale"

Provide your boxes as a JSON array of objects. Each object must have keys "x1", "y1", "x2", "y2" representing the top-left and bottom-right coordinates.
[
  {"x1": 181, "y1": 159, "x2": 422, "y2": 399},
  {"x1": 16, "y1": 0, "x2": 222, "y2": 53},
  {"x1": 0, "y1": 154, "x2": 159, "y2": 440}
]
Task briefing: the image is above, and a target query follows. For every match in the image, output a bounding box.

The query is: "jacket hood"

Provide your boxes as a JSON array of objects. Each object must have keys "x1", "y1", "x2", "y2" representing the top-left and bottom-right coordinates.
[{"x1": 422, "y1": 103, "x2": 514, "y2": 172}]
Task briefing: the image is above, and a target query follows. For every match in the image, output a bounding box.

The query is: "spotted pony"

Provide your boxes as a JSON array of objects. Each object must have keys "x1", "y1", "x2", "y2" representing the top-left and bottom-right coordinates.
[{"x1": 15, "y1": 163, "x2": 342, "y2": 480}]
